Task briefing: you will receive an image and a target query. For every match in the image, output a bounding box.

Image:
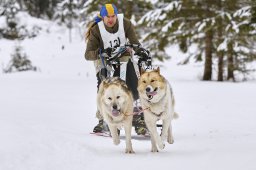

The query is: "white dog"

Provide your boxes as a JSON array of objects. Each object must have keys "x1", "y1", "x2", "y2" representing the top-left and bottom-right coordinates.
[
  {"x1": 137, "y1": 68, "x2": 178, "y2": 152},
  {"x1": 97, "y1": 77, "x2": 135, "y2": 153}
]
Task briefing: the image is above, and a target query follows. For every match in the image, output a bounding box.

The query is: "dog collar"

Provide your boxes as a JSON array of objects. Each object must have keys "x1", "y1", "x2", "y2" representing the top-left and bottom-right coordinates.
[{"x1": 149, "y1": 109, "x2": 164, "y2": 118}]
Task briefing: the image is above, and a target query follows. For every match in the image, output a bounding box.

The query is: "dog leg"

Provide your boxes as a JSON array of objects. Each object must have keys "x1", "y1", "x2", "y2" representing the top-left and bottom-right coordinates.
[
  {"x1": 109, "y1": 125, "x2": 120, "y2": 145},
  {"x1": 146, "y1": 120, "x2": 165, "y2": 151},
  {"x1": 124, "y1": 121, "x2": 135, "y2": 154},
  {"x1": 161, "y1": 119, "x2": 171, "y2": 142},
  {"x1": 150, "y1": 135, "x2": 158, "y2": 152},
  {"x1": 167, "y1": 122, "x2": 174, "y2": 144}
]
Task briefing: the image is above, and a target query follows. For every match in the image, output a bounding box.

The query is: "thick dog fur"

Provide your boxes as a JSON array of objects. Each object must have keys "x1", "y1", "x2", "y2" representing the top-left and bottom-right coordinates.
[
  {"x1": 97, "y1": 77, "x2": 134, "y2": 153},
  {"x1": 138, "y1": 68, "x2": 178, "y2": 152}
]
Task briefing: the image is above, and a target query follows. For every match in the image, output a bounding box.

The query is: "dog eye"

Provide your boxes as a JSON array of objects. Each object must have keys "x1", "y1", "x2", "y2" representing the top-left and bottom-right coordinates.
[
  {"x1": 116, "y1": 96, "x2": 120, "y2": 99},
  {"x1": 108, "y1": 97, "x2": 112, "y2": 100},
  {"x1": 143, "y1": 80, "x2": 146, "y2": 83},
  {"x1": 151, "y1": 80, "x2": 155, "y2": 82}
]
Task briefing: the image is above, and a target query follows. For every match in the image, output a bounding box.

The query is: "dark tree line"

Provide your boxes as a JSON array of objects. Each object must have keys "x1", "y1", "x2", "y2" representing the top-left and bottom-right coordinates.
[
  {"x1": 139, "y1": 0, "x2": 256, "y2": 81},
  {"x1": 15, "y1": 0, "x2": 60, "y2": 19},
  {"x1": 1, "y1": 0, "x2": 256, "y2": 80}
]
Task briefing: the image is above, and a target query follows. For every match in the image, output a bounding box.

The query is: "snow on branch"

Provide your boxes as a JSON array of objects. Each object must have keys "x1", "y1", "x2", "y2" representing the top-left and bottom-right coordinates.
[
  {"x1": 138, "y1": 1, "x2": 181, "y2": 25},
  {"x1": 233, "y1": 6, "x2": 251, "y2": 18}
]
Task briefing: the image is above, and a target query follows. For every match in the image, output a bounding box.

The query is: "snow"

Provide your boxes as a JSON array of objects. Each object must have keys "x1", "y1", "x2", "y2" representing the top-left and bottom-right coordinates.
[
  {"x1": 158, "y1": 13, "x2": 166, "y2": 21},
  {"x1": 234, "y1": 45, "x2": 250, "y2": 54},
  {"x1": 0, "y1": 15, "x2": 6, "y2": 27},
  {"x1": 162, "y1": 20, "x2": 174, "y2": 32},
  {"x1": 196, "y1": 21, "x2": 206, "y2": 32},
  {"x1": 138, "y1": 2, "x2": 181, "y2": 25},
  {"x1": 83, "y1": 0, "x2": 94, "y2": 8},
  {"x1": 15, "y1": 12, "x2": 49, "y2": 30},
  {"x1": 164, "y1": 1, "x2": 181, "y2": 12},
  {"x1": 233, "y1": 6, "x2": 251, "y2": 18},
  {"x1": 217, "y1": 39, "x2": 228, "y2": 52},
  {"x1": 145, "y1": 0, "x2": 159, "y2": 5},
  {"x1": 1, "y1": 17, "x2": 256, "y2": 170}
]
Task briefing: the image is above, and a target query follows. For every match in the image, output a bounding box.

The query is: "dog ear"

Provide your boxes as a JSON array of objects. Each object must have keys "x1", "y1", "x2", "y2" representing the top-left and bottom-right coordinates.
[
  {"x1": 140, "y1": 68, "x2": 145, "y2": 74},
  {"x1": 155, "y1": 67, "x2": 160, "y2": 74},
  {"x1": 102, "y1": 80, "x2": 109, "y2": 88}
]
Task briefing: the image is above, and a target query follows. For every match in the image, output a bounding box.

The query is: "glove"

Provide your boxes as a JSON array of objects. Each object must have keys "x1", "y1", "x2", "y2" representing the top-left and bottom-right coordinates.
[
  {"x1": 101, "y1": 47, "x2": 113, "y2": 59},
  {"x1": 135, "y1": 47, "x2": 150, "y2": 60}
]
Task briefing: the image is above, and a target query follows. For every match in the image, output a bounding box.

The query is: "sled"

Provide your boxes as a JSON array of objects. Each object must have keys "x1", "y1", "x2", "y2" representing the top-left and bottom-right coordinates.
[{"x1": 92, "y1": 44, "x2": 162, "y2": 136}]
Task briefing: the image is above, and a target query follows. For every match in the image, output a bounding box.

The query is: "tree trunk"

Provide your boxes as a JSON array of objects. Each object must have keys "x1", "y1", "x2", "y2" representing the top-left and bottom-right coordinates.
[
  {"x1": 116, "y1": 1, "x2": 133, "y2": 20},
  {"x1": 125, "y1": 1, "x2": 133, "y2": 20},
  {"x1": 17, "y1": 0, "x2": 23, "y2": 10},
  {"x1": 218, "y1": 51, "x2": 224, "y2": 81},
  {"x1": 251, "y1": 3, "x2": 256, "y2": 23},
  {"x1": 203, "y1": 29, "x2": 213, "y2": 81},
  {"x1": 217, "y1": 0, "x2": 224, "y2": 81},
  {"x1": 227, "y1": 42, "x2": 235, "y2": 81},
  {"x1": 69, "y1": 0, "x2": 73, "y2": 43}
]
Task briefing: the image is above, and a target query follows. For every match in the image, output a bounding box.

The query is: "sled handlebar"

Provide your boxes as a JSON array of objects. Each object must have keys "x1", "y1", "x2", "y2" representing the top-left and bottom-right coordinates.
[{"x1": 105, "y1": 44, "x2": 152, "y2": 67}]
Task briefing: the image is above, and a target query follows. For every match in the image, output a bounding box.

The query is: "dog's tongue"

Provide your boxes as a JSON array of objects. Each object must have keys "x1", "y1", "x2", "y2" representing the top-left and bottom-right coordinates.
[
  {"x1": 112, "y1": 109, "x2": 120, "y2": 117},
  {"x1": 147, "y1": 91, "x2": 157, "y2": 96}
]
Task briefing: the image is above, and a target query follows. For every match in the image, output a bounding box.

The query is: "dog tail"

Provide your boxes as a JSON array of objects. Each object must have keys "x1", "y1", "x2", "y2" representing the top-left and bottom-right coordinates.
[
  {"x1": 171, "y1": 96, "x2": 179, "y2": 119},
  {"x1": 173, "y1": 112, "x2": 179, "y2": 119}
]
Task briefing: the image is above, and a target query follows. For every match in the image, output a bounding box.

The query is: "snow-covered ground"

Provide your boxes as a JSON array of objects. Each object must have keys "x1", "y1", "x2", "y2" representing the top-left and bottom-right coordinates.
[{"x1": 0, "y1": 18, "x2": 256, "y2": 170}]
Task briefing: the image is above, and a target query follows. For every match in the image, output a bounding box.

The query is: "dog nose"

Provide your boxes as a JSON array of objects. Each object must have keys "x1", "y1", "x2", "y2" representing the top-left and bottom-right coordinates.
[
  {"x1": 146, "y1": 87, "x2": 151, "y2": 92},
  {"x1": 112, "y1": 104, "x2": 118, "y2": 110}
]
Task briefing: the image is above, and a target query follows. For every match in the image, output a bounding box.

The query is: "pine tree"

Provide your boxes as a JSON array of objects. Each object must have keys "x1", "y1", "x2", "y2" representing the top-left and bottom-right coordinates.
[
  {"x1": 3, "y1": 45, "x2": 37, "y2": 73},
  {"x1": 22, "y1": 0, "x2": 60, "y2": 19},
  {"x1": 55, "y1": 0, "x2": 80, "y2": 43},
  {"x1": 0, "y1": 0, "x2": 20, "y2": 39},
  {"x1": 250, "y1": 0, "x2": 256, "y2": 23},
  {"x1": 138, "y1": 1, "x2": 182, "y2": 61},
  {"x1": 217, "y1": 0, "x2": 256, "y2": 81},
  {"x1": 139, "y1": 0, "x2": 256, "y2": 81}
]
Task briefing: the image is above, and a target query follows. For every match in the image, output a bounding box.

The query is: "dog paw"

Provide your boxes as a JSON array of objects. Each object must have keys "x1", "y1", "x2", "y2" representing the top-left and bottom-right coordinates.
[
  {"x1": 158, "y1": 143, "x2": 165, "y2": 150},
  {"x1": 167, "y1": 137, "x2": 174, "y2": 144},
  {"x1": 113, "y1": 139, "x2": 120, "y2": 145},
  {"x1": 125, "y1": 148, "x2": 135, "y2": 154},
  {"x1": 151, "y1": 147, "x2": 159, "y2": 153}
]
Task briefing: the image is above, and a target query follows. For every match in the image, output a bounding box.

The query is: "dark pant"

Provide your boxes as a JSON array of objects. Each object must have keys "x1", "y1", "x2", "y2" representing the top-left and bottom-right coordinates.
[{"x1": 96, "y1": 59, "x2": 139, "y2": 100}]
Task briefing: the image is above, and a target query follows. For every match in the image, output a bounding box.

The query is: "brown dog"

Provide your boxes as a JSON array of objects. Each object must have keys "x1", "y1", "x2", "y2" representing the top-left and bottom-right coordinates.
[{"x1": 138, "y1": 68, "x2": 178, "y2": 152}]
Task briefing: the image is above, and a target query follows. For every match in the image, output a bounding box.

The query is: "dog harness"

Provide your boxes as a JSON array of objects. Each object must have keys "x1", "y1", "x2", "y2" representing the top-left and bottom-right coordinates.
[
  {"x1": 145, "y1": 88, "x2": 167, "y2": 119},
  {"x1": 148, "y1": 109, "x2": 164, "y2": 118}
]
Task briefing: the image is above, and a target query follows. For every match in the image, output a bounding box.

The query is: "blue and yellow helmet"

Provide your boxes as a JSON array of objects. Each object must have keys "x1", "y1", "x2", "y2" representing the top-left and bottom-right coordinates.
[
  {"x1": 100, "y1": 4, "x2": 118, "y2": 17},
  {"x1": 95, "y1": 4, "x2": 118, "y2": 23}
]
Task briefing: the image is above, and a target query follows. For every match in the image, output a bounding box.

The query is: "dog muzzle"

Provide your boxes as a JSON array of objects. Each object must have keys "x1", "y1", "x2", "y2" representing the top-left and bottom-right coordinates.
[
  {"x1": 146, "y1": 87, "x2": 158, "y2": 100},
  {"x1": 112, "y1": 109, "x2": 121, "y2": 117}
]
